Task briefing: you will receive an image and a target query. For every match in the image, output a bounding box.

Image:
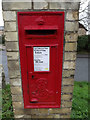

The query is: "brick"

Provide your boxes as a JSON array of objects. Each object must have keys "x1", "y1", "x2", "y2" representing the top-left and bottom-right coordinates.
[
  {"x1": 61, "y1": 94, "x2": 72, "y2": 101},
  {"x1": 65, "y1": 22, "x2": 79, "y2": 32},
  {"x1": 49, "y1": 2, "x2": 79, "y2": 10},
  {"x1": 3, "y1": 11, "x2": 16, "y2": 21},
  {"x1": 12, "y1": 95, "x2": 23, "y2": 102},
  {"x1": 62, "y1": 78, "x2": 74, "y2": 85},
  {"x1": 34, "y1": 0, "x2": 48, "y2": 9},
  {"x1": 66, "y1": 10, "x2": 79, "y2": 21},
  {"x1": 5, "y1": 22, "x2": 16, "y2": 32},
  {"x1": 62, "y1": 86, "x2": 74, "y2": 93},
  {"x1": 23, "y1": 115, "x2": 31, "y2": 118},
  {"x1": 31, "y1": 115, "x2": 53, "y2": 118},
  {"x1": 2, "y1": 2, "x2": 32, "y2": 10},
  {"x1": 11, "y1": 87, "x2": 22, "y2": 95},
  {"x1": 38, "y1": 109, "x2": 49, "y2": 115},
  {"x1": 18, "y1": 109, "x2": 49, "y2": 115},
  {"x1": 14, "y1": 115, "x2": 24, "y2": 118},
  {"x1": 30, "y1": 109, "x2": 40, "y2": 115},
  {"x1": 62, "y1": 101, "x2": 72, "y2": 108},
  {"x1": 63, "y1": 61, "x2": 76, "y2": 69},
  {"x1": 7, "y1": 52, "x2": 19, "y2": 60},
  {"x1": 5, "y1": 32, "x2": 18, "y2": 42},
  {"x1": 24, "y1": 109, "x2": 38, "y2": 115},
  {"x1": 64, "y1": 43, "x2": 77, "y2": 51},
  {"x1": 32, "y1": 114, "x2": 65, "y2": 118},
  {"x1": 63, "y1": 70, "x2": 75, "y2": 77},
  {"x1": 64, "y1": 52, "x2": 76, "y2": 61},
  {"x1": 8, "y1": 60, "x2": 19, "y2": 70},
  {"x1": 60, "y1": 114, "x2": 71, "y2": 118},
  {"x1": 13, "y1": 109, "x2": 24, "y2": 115},
  {"x1": 13, "y1": 102, "x2": 23, "y2": 109},
  {"x1": 9, "y1": 70, "x2": 20, "y2": 79},
  {"x1": 53, "y1": 114, "x2": 61, "y2": 118},
  {"x1": 14, "y1": 109, "x2": 39, "y2": 115},
  {"x1": 49, "y1": 108, "x2": 71, "y2": 114},
  {"x1": 5, "y1": 42, "x2": 19, "y2": 51},
  {"x1": 10, "y1": 78, "x2": 21, "y2": 86},
  {"x1": 65, "y1": 33, "x2": 78, "y2": 42}
]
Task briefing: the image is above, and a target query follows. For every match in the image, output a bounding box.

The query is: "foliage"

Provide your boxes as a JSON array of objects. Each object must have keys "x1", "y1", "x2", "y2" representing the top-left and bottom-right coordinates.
[
  {"x1": 2, "y1": 84, "x2": 14, "y2": 119},
  {"x1": 77, "y1": 35, "x2": 90, "y2": 52},
  {"x1": 0, "y1": 35, "x2": 5, "y2": 45},
  {"x1": 71, "y1": 81, "x2": 88, "y2": 119}
]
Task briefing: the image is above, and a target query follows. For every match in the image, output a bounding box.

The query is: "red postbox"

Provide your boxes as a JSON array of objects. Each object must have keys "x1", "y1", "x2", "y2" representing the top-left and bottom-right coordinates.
[{"x1": 17, "y1": 11, "x2": 65, "y2": 108}]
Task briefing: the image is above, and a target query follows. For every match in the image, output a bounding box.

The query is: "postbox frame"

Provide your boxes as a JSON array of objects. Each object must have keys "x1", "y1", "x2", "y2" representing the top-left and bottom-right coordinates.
[{"x1": 17, "y1": 11, "x2": 65, "y2": 108}]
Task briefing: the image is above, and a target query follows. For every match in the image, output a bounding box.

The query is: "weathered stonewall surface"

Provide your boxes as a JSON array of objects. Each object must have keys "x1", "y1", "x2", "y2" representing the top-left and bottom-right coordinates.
[{"x1": 2, "y1": 1, "x2": 79, "y2": 119}]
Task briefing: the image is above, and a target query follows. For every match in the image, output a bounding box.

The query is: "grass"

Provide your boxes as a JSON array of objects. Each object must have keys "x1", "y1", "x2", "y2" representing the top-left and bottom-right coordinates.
[
  {"x1": 71, "y1": 81, "x2": 88, "y2": 119},
  {"x1": 1, "y1": 82, "x2": 88, "y2": 119},
  {"x1": 2, "y1": 84, "x2": 14, "y2": 119}
]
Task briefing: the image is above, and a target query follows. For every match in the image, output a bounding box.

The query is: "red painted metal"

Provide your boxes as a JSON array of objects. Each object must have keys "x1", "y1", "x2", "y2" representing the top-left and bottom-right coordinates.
[{"x1": 17, "y1": 11, "x2": 65, "y2": 108}]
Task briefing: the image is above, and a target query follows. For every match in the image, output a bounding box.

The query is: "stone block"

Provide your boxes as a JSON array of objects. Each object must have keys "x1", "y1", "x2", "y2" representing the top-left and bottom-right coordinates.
[
  {"x1": 12, "y1": 95, "x2": 23, "y2": 102},
  {"x1": 49, "y1": 108, "x2": 71, "y2": 114},
  {"x1": 13, "y1": 109, "x2": 24, "y2": 115},
  {"x1": 14, "y1": 115, "x2": 24, "y2": 118},
  {"x1": 63, "y1": 69, "x2": 75, "y2": 77},
  {"x1": 65, "y1": 33, "x2": 78, "y2": 42},
  {"x1": 3, "y1": 11, "x2": 16, "y2": 21},
  {"x1": 34, "y1": 0, "x2": 48, "y2": 9},
  {"x1": 11, "y1": 87, "x2": 22, "y2": 95},
  {"x1": 13, "y1": 102, "x2": 23, "y2": 109},
  {"x1": 62, "y1": 101, "x2": 72, "y2": 108},
  {"x1": 15, "y1": 115, "x2": 31, "y2": 118},
  {"x1": 62, "y1": 78, "x2": 74, "y2": 85},
  {"x1": 23, "y1": 115, "x2": 31, "y2": 118},
  {"x1": 5, "y1": 22, "x2": 16, "y2": 32},
  {"x1": 5, "y1": 42, "x2": 19, "y2": 51},
  {"x1": 8, "y1": 60, "x2": 20, "y2": 70},
  {"x1": 7, "y1": 52, "x2": 19, "y2": 60},
  {"x1": 10, "y1": 78, "x2": 21, "y2": 86},
  {"x1": 31, "y1": 115, "x2": 54, "y2": 118},
  {"x1": 64, "y1": 43, "x2": 77, "y2": 51},
  {"x1": 66, "y1": 10, "x2": 79, "y2": 21},
  {"x1": 2, "y1": 2, "x2": 32, "y2": 10},
  {"x1": 9, "y1": 70, "x2": 20, "y2": 79},
  {"x1": 5, "y1": 32, "x2": 18, "y2": 42},
  {"x1": 49, "y1": 2, "x2": 79, "y2": 10},
  {"x1": 62, "y1": 86, "x2": 74, "y2": 93},
  {"x1": 65, "y1": 22, "x2": 79, "y2": 32},
  {"x1": 29, "y1": 109, "x2": 39, "y2": 115},
  {"x1": 61, "y1": 94, "x2": 72, "y2": 101},
  {"x1": 64, "y1": 52, "x2": 76, "y2": 61},
  {"x1": 53, "y1": 114, "x2": 61, "y2": 118},
  {"x1": 38, "y1": 109, "x2": 49, "y2": 115},
  {"x1": 63, "y1": 61, "x2": 76, "y2": 69},
  {"x1": 60, "y1": 114, "x2": 71, "y2": 118}
]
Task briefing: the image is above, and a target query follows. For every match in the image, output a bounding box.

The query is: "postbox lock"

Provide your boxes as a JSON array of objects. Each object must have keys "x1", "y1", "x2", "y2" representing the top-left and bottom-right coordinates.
[{"x1": 32, "y1": 75, "x2": 34, "y2": 79}]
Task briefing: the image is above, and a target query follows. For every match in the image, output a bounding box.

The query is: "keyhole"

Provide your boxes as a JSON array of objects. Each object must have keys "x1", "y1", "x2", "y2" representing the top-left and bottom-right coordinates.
[{"x1": 32, "y1": 75, "x2": 34, "y2": 79}]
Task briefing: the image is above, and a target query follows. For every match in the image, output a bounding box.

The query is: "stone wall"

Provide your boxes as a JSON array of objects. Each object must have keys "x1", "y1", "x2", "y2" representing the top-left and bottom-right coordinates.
[{"x1": 2, "y1": 1, "x2": 79, "y2": 119}]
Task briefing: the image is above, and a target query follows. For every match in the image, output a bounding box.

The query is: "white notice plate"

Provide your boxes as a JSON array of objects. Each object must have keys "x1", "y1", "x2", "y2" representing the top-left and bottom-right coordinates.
[{"x1": 33, "y1": 47, "x2": 50, "y2": 71}]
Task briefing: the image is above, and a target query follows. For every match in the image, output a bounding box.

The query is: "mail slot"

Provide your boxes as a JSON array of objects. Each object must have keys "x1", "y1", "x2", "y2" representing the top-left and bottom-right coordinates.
[{"x1": 17, "y1": 11, "x2": 65, "y2": 108}]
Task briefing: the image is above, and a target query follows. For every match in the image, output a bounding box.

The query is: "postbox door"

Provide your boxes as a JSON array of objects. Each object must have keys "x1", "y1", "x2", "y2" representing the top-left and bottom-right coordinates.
[{"x1": 26, "y1": 45, "x2": 61, "y2": 107}]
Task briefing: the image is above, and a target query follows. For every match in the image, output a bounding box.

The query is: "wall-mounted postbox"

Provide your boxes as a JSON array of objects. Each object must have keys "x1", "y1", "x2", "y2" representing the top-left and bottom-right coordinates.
[{"x1": 17, "y1": 11, "x2": 65, "y2": 108}]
